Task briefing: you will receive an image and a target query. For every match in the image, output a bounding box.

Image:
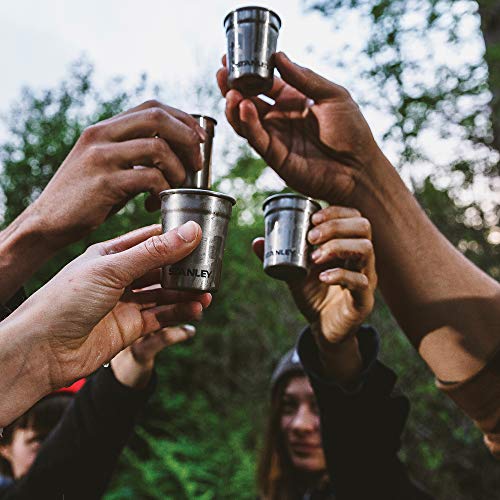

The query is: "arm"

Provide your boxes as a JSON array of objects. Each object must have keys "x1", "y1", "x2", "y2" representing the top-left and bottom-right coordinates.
[
  {"x1": 0, "y1": 100, "x2": 207, "y2": 304},
  {"x1": 218, "y1": 53, "x2": 500, "y2": 455},
  {"x1": 298, "y1": 326, "x2": 433, "y2": 500},
  {"x1": 0, "y1": 223, "x2": 210, "y2": 426},
  {"x1": 0, "y1": 326, "x2": 195, "y2": 499}
]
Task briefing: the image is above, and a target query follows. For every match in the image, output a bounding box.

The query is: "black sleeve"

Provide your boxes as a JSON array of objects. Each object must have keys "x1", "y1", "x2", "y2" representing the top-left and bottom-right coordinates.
[
  {"x1": 298, "y1": 325, "x2": 434, "y2": 500},
  {"x1": 0, "y1": 289, "x2": 27, "y2": 321},
  {"x1": 0, "y1": 365, "x2": 155, "y2": 500}
]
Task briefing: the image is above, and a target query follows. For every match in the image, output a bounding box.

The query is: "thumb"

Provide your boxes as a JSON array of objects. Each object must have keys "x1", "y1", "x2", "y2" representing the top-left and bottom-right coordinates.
[
  {"x1": 252, "y1": 237, "x2": 265, "y2": 262},
  {"x1": 275, "y1": 52, "x2": 349, "y2": 101},
  {"x1": 106, "y1": 221, "x2": 202, "y2": 287}
]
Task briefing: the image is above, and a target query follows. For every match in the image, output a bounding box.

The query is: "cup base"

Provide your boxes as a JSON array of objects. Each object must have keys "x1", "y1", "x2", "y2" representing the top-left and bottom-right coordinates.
[
  {"x1": 230, "y1": 74, "x2": 273, "y2": 96},
  {"x1": 264, "y1": 263, "x2": 308, "y2": 282}
]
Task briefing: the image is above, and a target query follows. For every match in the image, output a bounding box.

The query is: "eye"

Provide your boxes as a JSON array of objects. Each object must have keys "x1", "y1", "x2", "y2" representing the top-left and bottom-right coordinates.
[{"x1": 281, "y1": 398, "x2": 298, "y2": 416}]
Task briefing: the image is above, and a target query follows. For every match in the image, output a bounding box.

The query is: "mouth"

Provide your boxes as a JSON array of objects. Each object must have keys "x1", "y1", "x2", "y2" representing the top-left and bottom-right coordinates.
[{"x1": 289, "y1": 442, "x2": 321, "y2": 455}]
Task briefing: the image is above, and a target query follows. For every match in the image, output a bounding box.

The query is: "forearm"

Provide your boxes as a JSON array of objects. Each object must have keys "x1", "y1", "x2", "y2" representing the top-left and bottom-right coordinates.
[
  {"x1": 0, "y1": 205, "x2": 57, "y2": 303},
  {"x1": 349, "y1": 150, "x2": 500, "y2": 382},
  {"x1": 0, "y1": 313, "x2": 52, "y2": 426}
]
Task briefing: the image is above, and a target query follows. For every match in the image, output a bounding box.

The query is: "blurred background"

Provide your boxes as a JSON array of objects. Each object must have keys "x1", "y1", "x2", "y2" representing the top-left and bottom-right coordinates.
[{"x1": 1, "y1": 0, "x2": 499, "y2": 498}]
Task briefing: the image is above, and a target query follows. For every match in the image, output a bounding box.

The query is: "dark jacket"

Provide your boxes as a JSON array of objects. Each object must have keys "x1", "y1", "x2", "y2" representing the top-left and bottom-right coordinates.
[
  {"x1": 0, "y1": 365, "x2": 155, "y2": 500},
  {"x1": 296, "y1": 326, "x2": 433, "y2": 500}
]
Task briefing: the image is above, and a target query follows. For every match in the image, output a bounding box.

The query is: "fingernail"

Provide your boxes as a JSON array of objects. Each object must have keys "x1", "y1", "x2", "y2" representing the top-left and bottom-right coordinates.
[
  {"x1": 308, "y1": 228, "x2": 320, "y2": 243},
  {"x1": 312, "y1": 213, "x2": 323, "y2": 224},
  {"x1": 319, "y1": 271, "x2": 329, "y2": 280},
  {"x1": 177, "y1": 221, "x2": 199, "y2": 242},
  {"x1": 311, "y1": 249, "x2": 322, "y2": 261},
  {"x1": 197, "y1": 127, "x2": 208, "y2": 142},
  {"x1": 181, "y1": 324, "x2": 196, "y2": 337}
]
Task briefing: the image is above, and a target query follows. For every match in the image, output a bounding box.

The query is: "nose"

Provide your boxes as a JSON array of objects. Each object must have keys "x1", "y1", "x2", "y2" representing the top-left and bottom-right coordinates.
[{"x1": 290, "y1": 404, "x2": 318, "y2": 433}]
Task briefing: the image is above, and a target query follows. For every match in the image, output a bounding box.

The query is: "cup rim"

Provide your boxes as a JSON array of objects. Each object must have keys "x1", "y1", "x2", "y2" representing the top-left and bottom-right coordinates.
[
  {"x1": 160, "y1": 188, "x2": 236, "y2": 205},
  {"x1": 190, "y1": 114, "x2": 218, "y2": 126},
  {"x1": 262, "y1": 193, "x2": 321, "y2": 211},
  {"x1": 224, "y1": 6, "x2": 282, "y2": 28}
]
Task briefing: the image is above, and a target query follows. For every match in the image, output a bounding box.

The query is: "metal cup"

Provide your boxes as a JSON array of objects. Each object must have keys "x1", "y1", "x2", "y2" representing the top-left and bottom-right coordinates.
[
  {"x1": 161, "y1": 188, "x2": 236, "y2": 292},
  {"x1": 224, "y1": 6, "x2": 281, "y2": 96},
  {"x1": 262, "y1": 194, "x2": 321, "y2": 281},
  {"x1": 183, "y1": 115, "x2": 217, "y2": 189}
]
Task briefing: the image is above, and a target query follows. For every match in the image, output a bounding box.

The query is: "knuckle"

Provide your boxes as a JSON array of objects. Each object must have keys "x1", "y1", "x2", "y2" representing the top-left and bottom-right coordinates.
[
  {"x1": 85, "y1": 144, "x2": 106, "y2": 164},
  {"x1": 80, "y1": 124, "x2": 101, "y2": 143},
  {"x1": 359, "y1": 238, "x2": 373, "y2": 254},
  {"x1": 142, "y1": 99, "x2": 163, "y2": 109},
  {"x1": 359, "y1": 217, "x2": 372, "y2": 236},
  {"x1": 143, "y1": 234, "x2": 171, "y2": 259},
  {"x1": 147, "y1": 107, "x2": 169, "y2": 127}
]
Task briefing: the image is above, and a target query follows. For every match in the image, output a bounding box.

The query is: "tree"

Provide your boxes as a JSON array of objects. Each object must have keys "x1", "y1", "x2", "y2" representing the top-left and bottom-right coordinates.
[{"x1": 304, "y1": 0, "x2": 500, "y2": 497}]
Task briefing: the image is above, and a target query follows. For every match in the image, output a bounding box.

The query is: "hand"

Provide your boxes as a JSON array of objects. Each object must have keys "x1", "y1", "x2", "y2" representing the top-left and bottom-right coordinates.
[
  {"x1": 7, "y1": 221, "x2": 210, "y2": 392},
  {"x1": 27, "y1": 100, "x2": 207, "y2": 249},
  {"x1": 217, "y1": 53, "x2": 380, "y2": 204},
  {"x1": 253, "y1": 206, "x2": 377, "y2": 345},
  {"x1": 111, "y1": 325, "x2": 196, "y2": 389}
]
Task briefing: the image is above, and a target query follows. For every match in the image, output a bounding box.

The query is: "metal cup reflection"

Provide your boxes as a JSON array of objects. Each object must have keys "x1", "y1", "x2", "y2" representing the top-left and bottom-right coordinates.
[
  {"x1": 161, "y1": 188, "x2": 236, "y2": 292},
  {"x1": 263, "y1": 193, "x2": 321, "y2": 281},
  {"x1": 224, "y1": 6, "x2": 281, "y2": 96},
  {"x1": 183, "y1": 114, "x2": 217, "y2": 189}
]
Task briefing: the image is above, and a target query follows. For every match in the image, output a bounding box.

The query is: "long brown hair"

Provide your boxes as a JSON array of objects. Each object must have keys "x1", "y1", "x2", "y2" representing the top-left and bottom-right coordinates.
[{"x1": 257, "y1": 372, "x2": 305, "y2": 500}]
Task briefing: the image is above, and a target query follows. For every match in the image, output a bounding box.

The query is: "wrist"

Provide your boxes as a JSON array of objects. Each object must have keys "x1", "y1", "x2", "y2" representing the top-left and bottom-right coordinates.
[
  {"x1": 311, "y1": 323, "x2": 363, "y2": 383},
  {"x1": 0, "y1": 206, "x2": 58, "y2": 303},
  {"x1": 0, "y1": 310, "x2": 53, "y2": 425}
]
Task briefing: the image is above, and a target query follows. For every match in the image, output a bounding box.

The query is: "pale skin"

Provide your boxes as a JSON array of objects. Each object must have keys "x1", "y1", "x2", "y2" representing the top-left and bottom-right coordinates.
[
  {"x1": 0, "y1": 324, "x2": 197, "y2": 479},
  {"x1": 0, "y1": 222, "x2": 211, "y2": 427},
  {"x1": 217, "y1": 53, "x2": 500, "y2": 383},
  {"x1": 0, "y1": 100, "x2": 207, "y2": 304}
]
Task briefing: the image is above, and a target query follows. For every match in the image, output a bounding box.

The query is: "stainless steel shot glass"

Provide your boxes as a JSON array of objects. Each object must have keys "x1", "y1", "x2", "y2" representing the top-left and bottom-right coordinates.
[
  {"x1": 161, "y1": 189, "x2": 236, "y2": 292},
  {"x1": 263, "y1": 193, "x2": 321, "y2": 281},
  {"x1": 224, "y1": 6, "x2": 281, "y2": 96},
  {"x1": 183, "y1": 115, "x2": 217, "y2": 189}
]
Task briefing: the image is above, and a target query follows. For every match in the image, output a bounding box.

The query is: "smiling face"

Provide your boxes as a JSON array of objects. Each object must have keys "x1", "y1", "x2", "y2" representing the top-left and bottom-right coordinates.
[{"x1": 280, "y1": 375, "x2": 327, "y2": 473}]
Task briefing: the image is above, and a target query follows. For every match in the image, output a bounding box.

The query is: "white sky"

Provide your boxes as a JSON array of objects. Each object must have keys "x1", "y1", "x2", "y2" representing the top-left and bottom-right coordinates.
[{"x1": 0, "y1": 0, "x2": 496, "y2": 213}]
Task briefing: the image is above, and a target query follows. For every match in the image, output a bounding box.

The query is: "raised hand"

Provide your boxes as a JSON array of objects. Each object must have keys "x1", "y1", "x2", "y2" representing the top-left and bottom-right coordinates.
[{"x1": 217, "y1": 53, "x2": 380, "y2": 204}]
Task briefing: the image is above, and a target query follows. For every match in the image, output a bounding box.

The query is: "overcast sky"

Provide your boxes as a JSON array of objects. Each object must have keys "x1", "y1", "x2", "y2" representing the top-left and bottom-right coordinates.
[{"x1": 1, "y1": 0, "x2": 496, "y2": 211}]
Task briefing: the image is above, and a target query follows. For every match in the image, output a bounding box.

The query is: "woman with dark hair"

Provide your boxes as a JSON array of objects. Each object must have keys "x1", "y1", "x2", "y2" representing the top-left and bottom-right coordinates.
[{"x1": 253, "y1": 205, "x2": 433, "y2": 500}]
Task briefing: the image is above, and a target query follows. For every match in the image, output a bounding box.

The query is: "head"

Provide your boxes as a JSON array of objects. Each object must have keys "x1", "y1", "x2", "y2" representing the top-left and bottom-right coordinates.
[
  {"x1": 258, "y1": 349, "x2": 327, "y2": 499},
  {"x1": 0, "y1": 379, "x2": 84, "y2": 480}
]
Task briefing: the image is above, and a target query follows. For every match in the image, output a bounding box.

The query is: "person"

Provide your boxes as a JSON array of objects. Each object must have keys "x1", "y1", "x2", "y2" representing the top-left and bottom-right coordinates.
[
  {"x1": 0, "y1": 222, "x2": 211, "y2": 426},
  {"x1": 217, "y1": 54, "x2": 500, "y2": 458},
  {"x1": 0, "y1": 100, "x2": 206, "y2": 308},
  {"x1": 254, "y1": 205, "x2": 432, "y2": 499},
  {"x1": 0, "y1": 325, "x2": 195, "y2": 499}
]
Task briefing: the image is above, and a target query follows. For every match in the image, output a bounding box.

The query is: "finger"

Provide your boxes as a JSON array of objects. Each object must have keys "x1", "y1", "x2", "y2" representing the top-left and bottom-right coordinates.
[
  {"x1": 252, "y1": 237, "x2": 265, "y2": 262},
  {"x1": 128, "y1": 269, "x2": 162, "y2": 289},
  {"x1": 225, "y1": 90, "x2": 245, "y2": 136},
  {"x1": 110, "y1": 100, "x2": 208, "y2": 140},
  {"x1": 275, "y1": 52, "x2": 350, "y2": 101},
  {"x1": 125, "y1": 288, "x2": 212, "y2": 309},
  {"x1": 311, "y1": 206, "x2": 362, "y2": 225},
  {"x1": 217, "y1": 66, "x2": 230, "y2": 97},
  {"x1": 141, "y1": 302, "x2": 204, "y2": 333},
  {"x1": 308, "y1": 217, "x2": 372, "y2": 245},
  {"x1": 144, "y1": 193, "x2": 161, "y2": 212},
  {"x1": 239, "y1": 99, "x2": 289, "y2": 168},
  {"x1": 222, "y1": 54, "x2": 227, "y2": 66},
  {"x1": 96, "y1": 225, "x2": 162, "y2": 256},
  {"x1": 101, "y1": 109, "x2": 203, "y2": 173},
  {"x1": 103, "y1": 221, "x2": 202, "y2": 286},
  {"x1": 112, "y1": 167, "x2": 170, "y2": 199},
  {"x1": 311, "y1": 238, "x2": 373, "y2": 266},
  {"x1": 134, "y1": 325, "x2": 197, "y2": 358},
  {"x1": 318, "y1": 268, "x2": 369, "y2": 292},
  {"x1": 99, "y1": 138, "x2": 186, "y2": 187}
]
